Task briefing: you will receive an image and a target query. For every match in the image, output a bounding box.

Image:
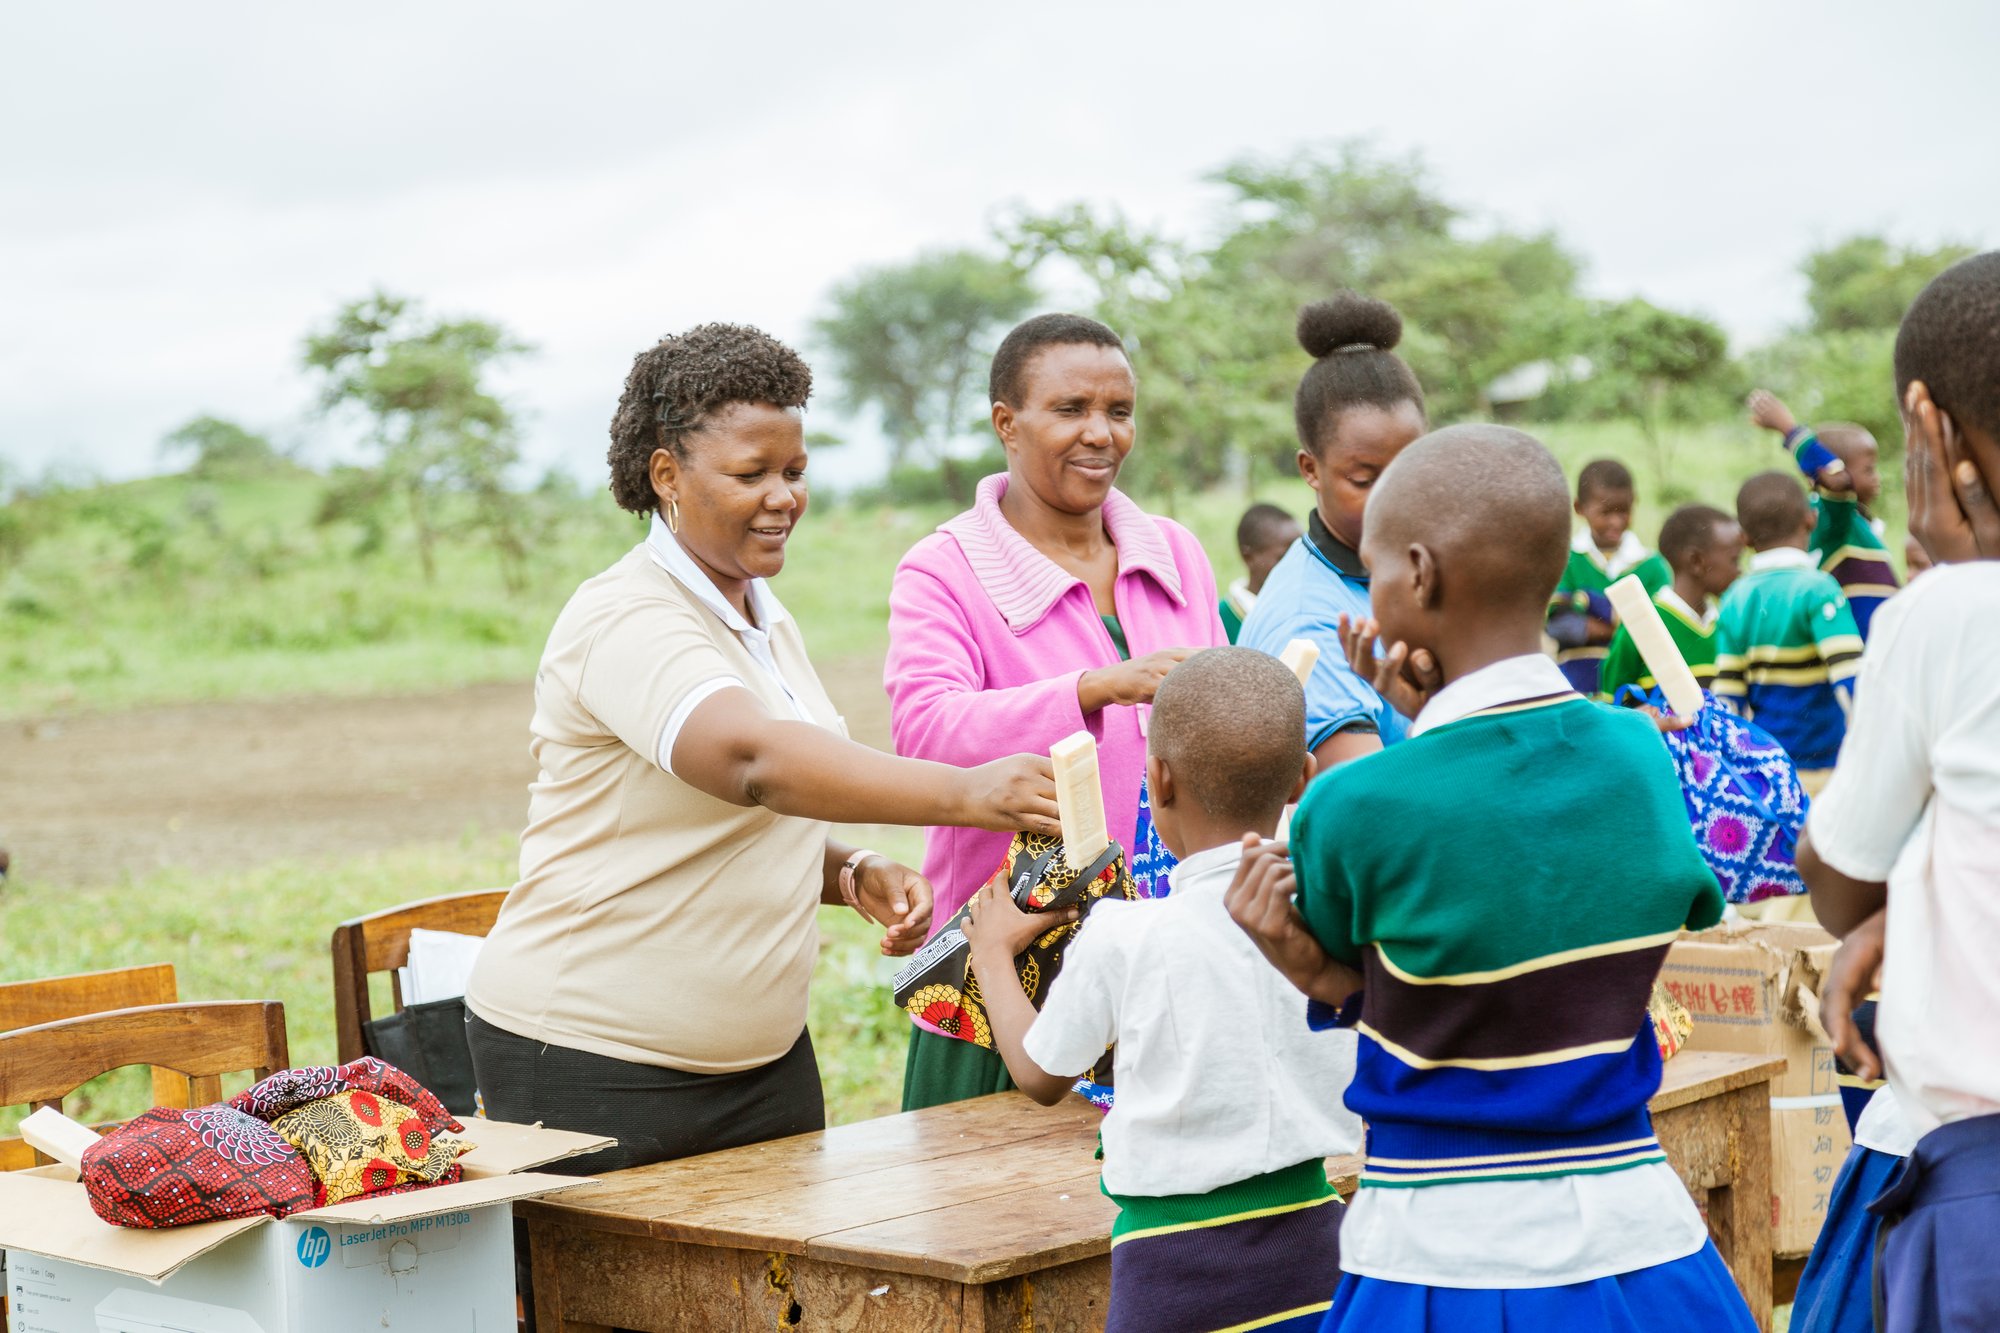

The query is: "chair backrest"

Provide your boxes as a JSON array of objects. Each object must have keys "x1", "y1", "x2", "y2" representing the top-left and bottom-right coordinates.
[
  {"x1": 0, "y1": 1000, "x2": 289, "y2": 1169},
  {"x1": 330, "y1": 889, "x2": 508, "y2": 1063},
  {"x1": 0, "y1": 962, "x2": 181, "y2": 1112}
]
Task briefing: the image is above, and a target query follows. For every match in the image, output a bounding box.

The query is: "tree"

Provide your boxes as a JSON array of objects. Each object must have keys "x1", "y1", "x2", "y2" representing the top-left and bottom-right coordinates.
[
  {"x1": 160, "y1": 415, "x2": 289, "y2": 479},
  {"x1": 1583, "y1": 299, "x2": 1731, "y2": 481},
  {"x1": 811, "y1": 250, "x2": 1037, "y2": 503},
  {"x1": 1804, "y1": 235, "x2": 1974, "y2": 334},
  {"x1": 302, "y1": 292, "x2": 532, "y2": 588}
]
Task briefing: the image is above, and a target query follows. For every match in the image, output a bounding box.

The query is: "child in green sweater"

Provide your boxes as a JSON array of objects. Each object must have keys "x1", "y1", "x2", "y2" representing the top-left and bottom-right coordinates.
[
  {"x1": 1597, "y1": 503, "x2": 1743, "y2": 703},
  {"x1": 1747, "y1": 389, "x2": 1901, "y2": 638},
  {"x1": 1548, "y1": 457, "x2": 1670, "y2": 696},
  {"x1": 1227, "y1": 423, "x2": 1748, "y2": 1332}
]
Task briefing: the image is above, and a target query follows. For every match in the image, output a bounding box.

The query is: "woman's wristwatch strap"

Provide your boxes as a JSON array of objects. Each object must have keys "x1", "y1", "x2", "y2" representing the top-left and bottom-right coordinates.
[{"x1": 839, "y1": 848, "x2": 881, "y2": 915}]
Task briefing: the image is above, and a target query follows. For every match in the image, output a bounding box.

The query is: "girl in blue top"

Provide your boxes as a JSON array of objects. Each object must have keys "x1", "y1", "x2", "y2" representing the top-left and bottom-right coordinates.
[{"x1": 1240, "y1": 293, "x2": 1431, "y2": 772}]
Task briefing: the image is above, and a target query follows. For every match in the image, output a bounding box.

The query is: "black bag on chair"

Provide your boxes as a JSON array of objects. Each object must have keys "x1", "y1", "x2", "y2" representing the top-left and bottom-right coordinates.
[{"x1": 362, "y1": 997, "x2": 480, "y2": 1118}]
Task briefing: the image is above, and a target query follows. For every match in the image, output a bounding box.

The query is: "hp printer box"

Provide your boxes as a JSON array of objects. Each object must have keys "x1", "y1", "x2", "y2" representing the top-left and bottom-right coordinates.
[{"x1": 1, "y1": 1119, "x2": 608, "y2": 1333}]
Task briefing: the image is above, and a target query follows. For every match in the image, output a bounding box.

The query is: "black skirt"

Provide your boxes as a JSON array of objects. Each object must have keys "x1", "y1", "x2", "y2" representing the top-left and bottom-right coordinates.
[{"x1": 464, "y1": 1010, "x2": 825, "y2": 1174}]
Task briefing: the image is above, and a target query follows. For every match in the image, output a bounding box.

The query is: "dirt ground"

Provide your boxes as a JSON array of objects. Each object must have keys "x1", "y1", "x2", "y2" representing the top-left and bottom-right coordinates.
[{"x1": 2, "y1": 655, "x2": 892, "y2": 888}]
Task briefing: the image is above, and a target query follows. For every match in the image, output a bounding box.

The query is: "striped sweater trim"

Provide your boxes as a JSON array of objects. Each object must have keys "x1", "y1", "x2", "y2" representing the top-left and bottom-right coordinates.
[
  {"x1": 1111, "y1": 1191, "x2": 1340, "y2": 1247},
  {"x1": 1355, "y1": 1022, "x2": 1641, "y2": 1072},
  {"x1": 1109, "y1": 1157, "x2": 1335, "y2": 1243},
  {"x1": 1371, "y1": 928, "x2": 1680, "y2": 988},
  {"x1": 1360, "y1": 1144, "x2": 1667, "y2": 1188},
  {"x1": 939, "y1": 473, "x2": 1185, "y2": 633}
]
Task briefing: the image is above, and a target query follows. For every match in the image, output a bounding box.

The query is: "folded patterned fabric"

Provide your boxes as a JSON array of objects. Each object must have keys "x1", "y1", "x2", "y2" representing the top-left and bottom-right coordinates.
[
  {"x1": 271, "y1": 1089, "x2": 470, "y2": 1207},
  {"x1": 893, "y1": 831, "x2": 1135, "y2": 1087},
  {"x1": 231, "y1": 1055, "x2": 463, "y2": 1136},
  {"x1": 1649, "y1": 981, "x2": 1694, "y2": 1061},
  {"x1": 81, "y1": 1104, "x2": 317, "y2": 1228}
]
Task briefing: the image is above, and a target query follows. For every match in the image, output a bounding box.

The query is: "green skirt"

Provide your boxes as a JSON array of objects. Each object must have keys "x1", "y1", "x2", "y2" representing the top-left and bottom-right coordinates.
[{"x1": 901, "y1": 1024, "x2": 1014, "y2": 1111}]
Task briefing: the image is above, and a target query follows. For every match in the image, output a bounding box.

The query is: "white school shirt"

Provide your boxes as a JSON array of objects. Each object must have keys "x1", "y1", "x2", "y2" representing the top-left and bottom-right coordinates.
[
  {"x1": 643, "y1": 512, "x2": 809, "y2": 772},
  {"x1": 1805, "y1": 562, "x2": 2000, "y2": 1137},
  {"x1": 1021, "y1": 841, "x2": 1362, "y2": 1197},
  {"x1": 1573, "y1": 527, "x2": 1653, "y2": 579},
  {"x1": 1340, "y1": 654, "x2": 1713, "y2": 1288}
]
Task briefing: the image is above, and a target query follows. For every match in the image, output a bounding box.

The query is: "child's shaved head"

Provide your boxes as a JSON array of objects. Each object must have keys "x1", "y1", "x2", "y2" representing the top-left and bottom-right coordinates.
[
  {"x1": 1150, "y1": 648, "x2": 1306, "y2": 827},
  {"x1": 1736, "y1": 471, "x2": 1812, "y2": 549},
  {"x1": 1366, "y1": 424, "x2": 1572, "y2": 611}
]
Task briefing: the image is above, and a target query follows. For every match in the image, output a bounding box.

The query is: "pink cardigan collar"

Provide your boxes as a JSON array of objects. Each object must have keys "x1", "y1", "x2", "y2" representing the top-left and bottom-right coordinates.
[{"x1": 939, "y1": 473, "x2": 1186, "y2": 634}]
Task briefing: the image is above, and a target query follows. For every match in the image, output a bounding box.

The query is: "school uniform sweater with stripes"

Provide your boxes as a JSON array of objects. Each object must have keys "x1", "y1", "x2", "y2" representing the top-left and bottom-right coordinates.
[
  {"x1": 1711, "y1": 547, "x2": 1864, "y2": 770},
  {"x1": 1784, "y1": 426, "x2": 1900, "y2": 639},
  {"x1": 1596, "y1": 587, "x2": 1718, "y2": 703},
  {"x1": 1291, "y1": 655, "x2": 1725, "y2": 1286},
  {"x1": 1548, "y1": 531, "x2": 1670, "y2": 696}
]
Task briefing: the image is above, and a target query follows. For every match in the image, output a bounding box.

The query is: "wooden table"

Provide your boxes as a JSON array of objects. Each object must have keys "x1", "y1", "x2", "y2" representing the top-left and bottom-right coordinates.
[
  {"x1": 520, "y1": 1050, "x2": 1782, "y2": 1332},
  {"x1": 1650, "y1": 1050, "x2": 1788, "y2": 1332}
]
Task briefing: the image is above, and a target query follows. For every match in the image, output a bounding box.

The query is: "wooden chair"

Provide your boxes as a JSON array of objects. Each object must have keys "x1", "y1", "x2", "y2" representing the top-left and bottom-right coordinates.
[
  {"x1": 0, "y1": 1000, "x2": 289, "y2": 1170},
  {"x1": 0, "y1": 963, "x2": 180, "y2": 1108},
  {"x1": 331, "y1": 888, "x2": 507, "y2": 1064}
]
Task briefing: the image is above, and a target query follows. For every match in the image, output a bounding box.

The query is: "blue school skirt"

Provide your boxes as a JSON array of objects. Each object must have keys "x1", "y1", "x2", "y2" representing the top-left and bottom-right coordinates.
[
  {"x1": 1318, "y1": 1241, "x2": 1755, "y2": 1332},
  {"x1": 1791, "y1": 1142, "x2": 1904, "y2": 1333},
  {"x1": 1871, "y1": 1112, "x2": 2000, "y2": 1332}
]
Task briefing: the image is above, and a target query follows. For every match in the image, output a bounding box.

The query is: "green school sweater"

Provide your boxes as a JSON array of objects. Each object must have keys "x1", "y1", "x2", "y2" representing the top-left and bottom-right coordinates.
[
  {"x1": 1785, "y1": 428, "x2": 1900, "y2": 640},
  {"x1": 1549, "y1": 541, "x2": 1671, "y2": 695},
  {"x1": 1291, "y1": 694, "x2": 1722, "y2": 1185},
  {"x1": 1596, "y1": 590, "x2": 1718, "y2": 703},
  {"x1": 1711, "y1": 552, "x2": 1863, "y2": 769}
]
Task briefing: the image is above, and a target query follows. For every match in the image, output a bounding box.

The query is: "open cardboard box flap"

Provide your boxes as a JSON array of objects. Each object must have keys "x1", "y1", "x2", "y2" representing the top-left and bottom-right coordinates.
[{"x1": 0, "y1": 1118, "x2": 612, "y2": 1282}]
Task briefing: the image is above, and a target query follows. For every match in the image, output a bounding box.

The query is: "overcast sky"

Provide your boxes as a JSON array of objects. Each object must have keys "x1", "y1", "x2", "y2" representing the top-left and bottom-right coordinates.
[{"x1": 4, "y1": 1, "x2": 1994, "y2": 489}]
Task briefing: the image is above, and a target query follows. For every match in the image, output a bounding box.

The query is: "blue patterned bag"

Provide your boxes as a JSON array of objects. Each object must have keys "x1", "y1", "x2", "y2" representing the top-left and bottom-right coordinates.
[
  {"x1": 1623, "y1": 686, "x2": 1811, "y2": 905},
  {"x1": 1128, "y1": 776, "x2": 1178, "y2": 901}
]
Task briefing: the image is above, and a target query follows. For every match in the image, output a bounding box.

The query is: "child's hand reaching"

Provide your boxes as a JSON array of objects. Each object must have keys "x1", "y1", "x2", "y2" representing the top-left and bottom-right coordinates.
[
  {"x1": 1750, "y1": 389, "x2": 1852, "y2": 493},
  {"x1": 1338, "y1": 614, "x2": 1442, "y2": 720},
  {"x1": 1747, "y1": 389, "x2": 1797, "y2": 436},
  {"x1": 1225, "y1": 834, "x2": 1362, "y2": 1008},
  {"x1": 961, "y1": 876, "x2": 1077, "y2": 977}
]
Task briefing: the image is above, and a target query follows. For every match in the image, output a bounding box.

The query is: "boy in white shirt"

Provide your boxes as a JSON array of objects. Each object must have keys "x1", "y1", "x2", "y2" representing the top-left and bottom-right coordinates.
[
  {"x1": 961, "y1": 646, "x2": 1358, "y2": 1333},
  {"x1": 1800, "y1": 250, "x2": 2000, "y2": 1333}
]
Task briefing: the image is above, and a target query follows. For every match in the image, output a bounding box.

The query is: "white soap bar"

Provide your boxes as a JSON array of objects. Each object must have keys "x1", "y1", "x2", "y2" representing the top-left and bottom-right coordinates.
[
  {"x1": 1279, "y1": 639, "x2": 1320, "y2": 687},
  {"x1": 1605, "y1": 575, "x2": 1705, "y2": 718},
  {"x1": 21, "y1": 1106, "x2": 99, "y2": 1171},
  {"x1": 1049, "y1": 730, "x2": 1110, "y2": 862}
]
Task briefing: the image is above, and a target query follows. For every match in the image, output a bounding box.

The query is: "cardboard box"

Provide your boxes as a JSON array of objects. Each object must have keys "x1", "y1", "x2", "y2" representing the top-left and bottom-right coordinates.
[
  {"x1": 1660, "y1": 920, "x2": 1851, "y2": 1256},
  {"x1": 1, "y1": 1118, "x2": 609, "y2": 1332}
]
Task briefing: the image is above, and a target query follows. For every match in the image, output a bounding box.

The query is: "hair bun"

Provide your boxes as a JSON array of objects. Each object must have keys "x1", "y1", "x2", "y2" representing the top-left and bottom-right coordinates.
[{"x1": 1296, "y1": 292, "x2": 1403, "y2": 359}]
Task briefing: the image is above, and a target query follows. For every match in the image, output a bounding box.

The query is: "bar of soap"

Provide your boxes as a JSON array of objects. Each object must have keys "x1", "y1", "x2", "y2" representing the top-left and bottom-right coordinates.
[
  {"x1": 1279, "y1": 639, "x2": 1320, "y2": 687},
  {"x1": 21, "y1": 1105, "x2": 99, "y2": 1171},
  {"x1": 1605, "y1": 575, "x2": 1705, "y2": 718},
  {"x1": 1050, "y1": 730, "x2": 1110, "y2": 862}
]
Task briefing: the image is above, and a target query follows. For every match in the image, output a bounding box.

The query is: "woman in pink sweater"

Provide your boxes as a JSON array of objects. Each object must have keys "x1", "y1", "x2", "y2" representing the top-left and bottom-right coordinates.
[{"x1": 886, "y1": 313, "x2": 1228, "y2": 1109}]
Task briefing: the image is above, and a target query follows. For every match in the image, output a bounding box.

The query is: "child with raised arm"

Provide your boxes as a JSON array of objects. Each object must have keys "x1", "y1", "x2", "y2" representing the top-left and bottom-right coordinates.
[
  {"x1": 1597, "y1": 503, "x2": 1743, "y2": 702},
  {"x1": 960, "y1": 647, "x2": 1358, "y2": 1333},
  {"x1": 1547, "y1": 458, "x2": 1671, "y2": 696},
  {"x1": 1711, "y1": 471, "x2": 1865, "y2": 794},
  {"x1": 1229, "y1": 424, "x2": 1752, "y2": 1333},
  {"x1": 1748, "y1": 389, "x2": 1901, "y2": 637}
]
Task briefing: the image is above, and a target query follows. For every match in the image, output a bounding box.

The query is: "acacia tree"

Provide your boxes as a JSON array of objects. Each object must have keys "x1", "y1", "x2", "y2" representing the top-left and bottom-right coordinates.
[
  {"x1": 160, "y1": 415, "x2": 290, "y2": 479},
  {"x1": 1584, "y1": 299, "x2": 1731, "y2": 481},
  {"x1": 812, "y1": 250, "x2": 1036, "y2": 502},
  {"x1": 302, "y1": 292, "x2": 531, "y2": 588}
]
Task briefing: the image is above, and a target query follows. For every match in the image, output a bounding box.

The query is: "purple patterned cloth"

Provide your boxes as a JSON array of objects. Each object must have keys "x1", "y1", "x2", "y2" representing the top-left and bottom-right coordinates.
[{"x1": 1644, "y1": 689, "x2": 1812, "y2": 904}]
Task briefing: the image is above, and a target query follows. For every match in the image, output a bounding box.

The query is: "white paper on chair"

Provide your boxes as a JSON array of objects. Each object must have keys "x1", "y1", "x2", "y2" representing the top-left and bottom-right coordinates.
[{"x1": 398, "y1": 928, "x2": 486, "y2": 1005}]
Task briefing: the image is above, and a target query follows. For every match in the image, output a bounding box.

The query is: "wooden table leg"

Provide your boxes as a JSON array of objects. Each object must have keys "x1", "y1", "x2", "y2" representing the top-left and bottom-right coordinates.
[
  {"x1": 526, "y1": 1216, "x2": 613, "y2": 1333},
  {"x1": 1705, "y1": 1083, "x2": 1775, "y2": 1332}
]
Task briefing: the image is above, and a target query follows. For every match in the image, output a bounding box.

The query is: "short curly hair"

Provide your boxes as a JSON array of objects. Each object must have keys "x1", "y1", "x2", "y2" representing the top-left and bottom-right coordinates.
[{"x1": 606, "y1": 323, "x2": 813, "y2": 514}]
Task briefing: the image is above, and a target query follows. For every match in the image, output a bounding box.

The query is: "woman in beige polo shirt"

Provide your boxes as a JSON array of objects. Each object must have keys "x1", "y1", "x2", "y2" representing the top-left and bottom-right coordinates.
[{"x1": 464, "y1": 323, "x2": 1058, "y2": 1173}]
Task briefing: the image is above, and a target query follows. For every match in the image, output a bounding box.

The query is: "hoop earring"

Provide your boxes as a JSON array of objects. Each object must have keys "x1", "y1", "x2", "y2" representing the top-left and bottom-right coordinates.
[{"x1": 666, "y1": 499, "x2": 681, "y2": 534}]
